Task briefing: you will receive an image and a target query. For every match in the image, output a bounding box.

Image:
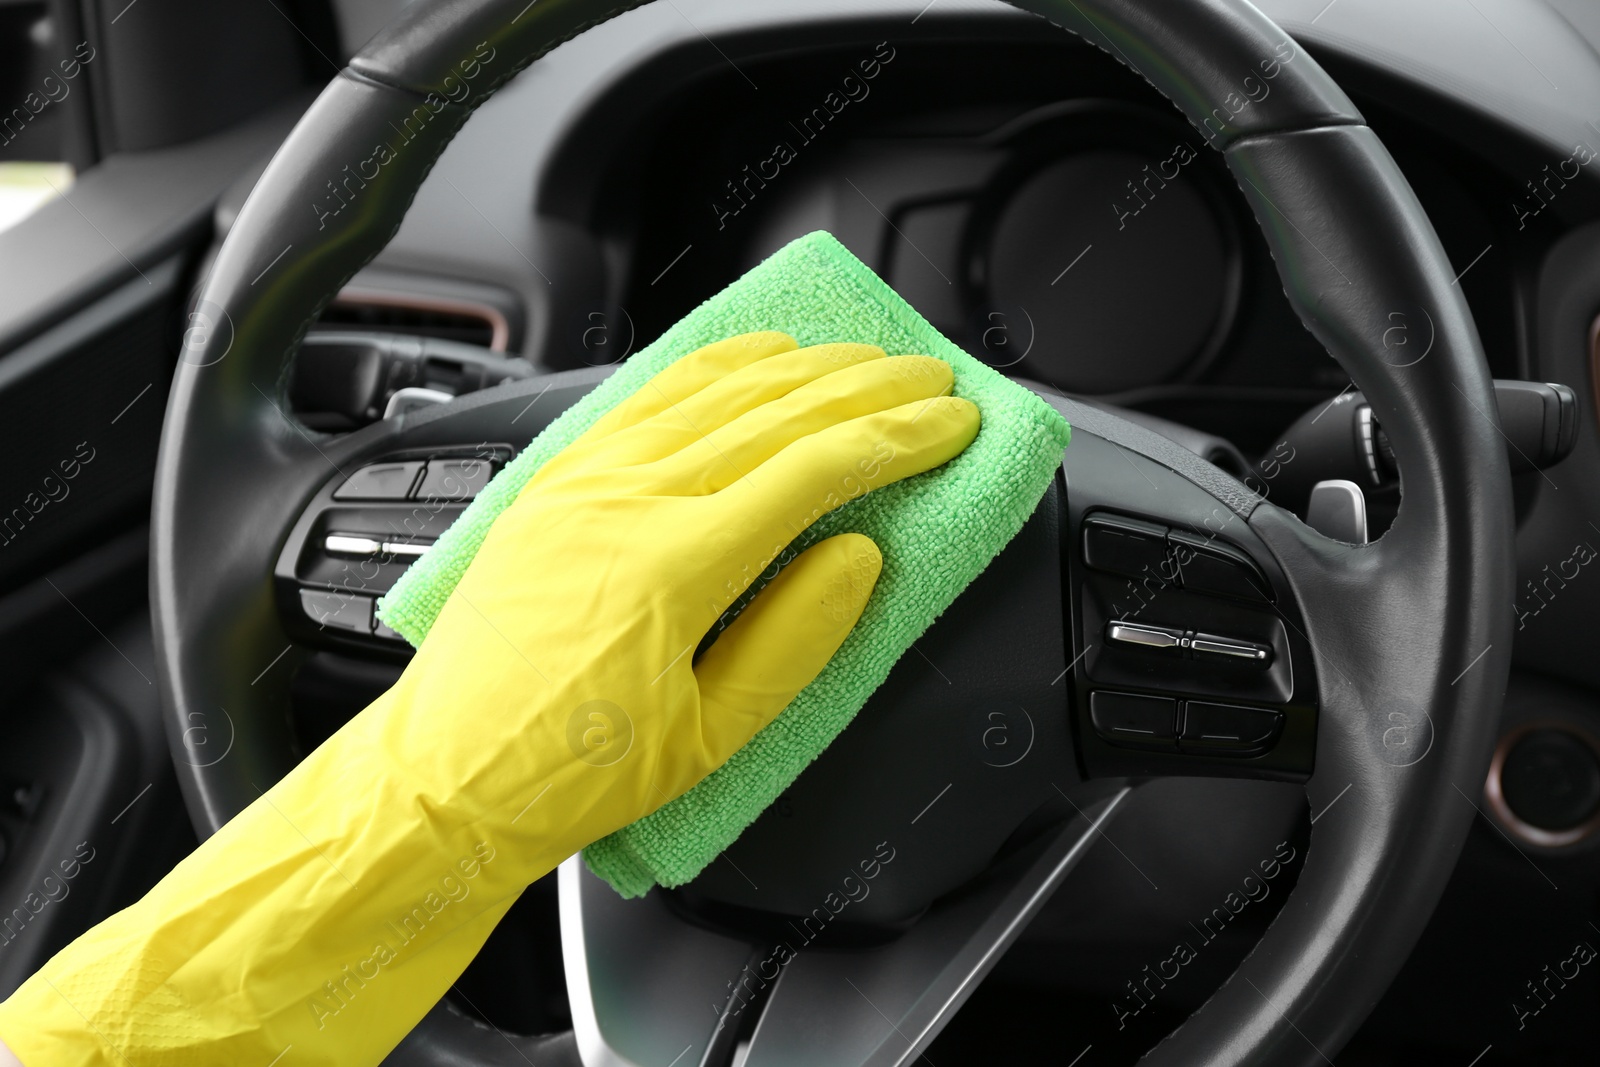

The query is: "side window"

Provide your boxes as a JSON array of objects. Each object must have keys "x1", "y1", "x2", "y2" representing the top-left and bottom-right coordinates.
[{"x1": 0, "y1": 2, "x2": 92, "y2": 234}]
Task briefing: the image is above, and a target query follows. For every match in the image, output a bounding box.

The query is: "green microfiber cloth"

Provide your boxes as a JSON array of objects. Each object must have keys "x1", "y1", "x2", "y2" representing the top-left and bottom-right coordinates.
[{"x1": 376, "y1": 231, "x2": 1070, "y2": 898}]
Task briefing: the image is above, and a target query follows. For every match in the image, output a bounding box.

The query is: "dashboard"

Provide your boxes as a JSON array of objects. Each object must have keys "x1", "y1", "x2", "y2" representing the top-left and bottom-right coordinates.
[{"x1": 325, "y1": 1, "x2": 1555, "y2": 461}]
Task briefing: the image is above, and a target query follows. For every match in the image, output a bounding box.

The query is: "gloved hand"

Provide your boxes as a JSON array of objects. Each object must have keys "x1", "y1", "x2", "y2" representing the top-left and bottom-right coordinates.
[{"x1": 0, "y1": 331, "x2": 980, "y2": 1067}]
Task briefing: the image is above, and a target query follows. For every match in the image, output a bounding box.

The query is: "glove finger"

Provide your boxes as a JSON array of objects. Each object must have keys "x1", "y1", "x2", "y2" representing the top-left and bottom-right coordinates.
[
  {"x1": 560, "y1": 344, "x2": 885, "y2": 472},
  {"x1": 578, "y1": 331, "x2": 798, "y2": 445},
  {"x1": 715, "y1": 394, "x2": 979, "y2": 580},
  {"x1": 633, "y1": 355, "x2": 954, "y2": 496},
  {"x1": 690, "y1": 533, "x2": 882, "y2": 773}
]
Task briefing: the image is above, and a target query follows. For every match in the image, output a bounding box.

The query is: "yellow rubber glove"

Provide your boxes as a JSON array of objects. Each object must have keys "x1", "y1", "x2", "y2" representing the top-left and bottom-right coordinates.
[{"x1": 0, "y1": 332, "x2": 980, "y2": 1067}]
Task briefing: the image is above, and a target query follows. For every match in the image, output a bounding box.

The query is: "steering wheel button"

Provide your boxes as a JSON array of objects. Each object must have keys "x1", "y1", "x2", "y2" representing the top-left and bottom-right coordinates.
[
  {"x1": 1168, "y1": 531, "x2": 1273, "y2": 603},
  {"x1": 299, "y1": 589, "x2": 374, "y2": 633},
  {"x1": 332, "y1": 461, "x2": 425, "y2": 501},
  {"x1": 415, "y1": 458, "x2": 495, "y2": 502},
  {"x1": 325, "y1": 533, "x2": 384, "y2": 558},
  {"x1": 1106, "y1": 620, "x2": 1184, "y2": 652},
  {"x1": 1191, "y1": 633, "x2": 1272, "y2": 666},
  {"x1": 1090, "y1": 691, "x2": 1177, "y2": 747},
  {"x1": 1180, "y1": 701, "x2": 1283, "y2": 755},
  {"x1": 1082, "y1": 514, "x2": 1172, "y2": 582}
]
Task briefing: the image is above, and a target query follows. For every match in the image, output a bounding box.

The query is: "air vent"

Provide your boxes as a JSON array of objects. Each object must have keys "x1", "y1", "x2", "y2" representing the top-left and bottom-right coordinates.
[{"x1": 318, "y1": 289, "x2": 509, "y2": 351}]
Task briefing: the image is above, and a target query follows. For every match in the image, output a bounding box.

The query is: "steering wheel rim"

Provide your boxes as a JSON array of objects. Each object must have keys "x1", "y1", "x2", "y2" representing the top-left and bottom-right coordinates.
[{"x1": 152, "y1": 2, "x2": 1515, "y2": 1065}]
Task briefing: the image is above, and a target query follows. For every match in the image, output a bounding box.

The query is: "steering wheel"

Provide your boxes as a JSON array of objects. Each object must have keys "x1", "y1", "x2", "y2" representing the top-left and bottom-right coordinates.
[{"x1": 153, "y1": 1, "x2": 1514, "y2": 1064}]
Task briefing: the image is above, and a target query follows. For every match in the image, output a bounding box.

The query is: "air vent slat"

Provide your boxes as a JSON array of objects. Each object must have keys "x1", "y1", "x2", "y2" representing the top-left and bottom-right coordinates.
[{"x1": 317, "y1": 289, "x2": 509, "y2": 351}]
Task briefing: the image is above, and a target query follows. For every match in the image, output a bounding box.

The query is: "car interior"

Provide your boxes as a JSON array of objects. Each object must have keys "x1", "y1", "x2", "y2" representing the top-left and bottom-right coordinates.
[{"x1": 0, "y1": 0, "x2": 1598, "y2": 1064}]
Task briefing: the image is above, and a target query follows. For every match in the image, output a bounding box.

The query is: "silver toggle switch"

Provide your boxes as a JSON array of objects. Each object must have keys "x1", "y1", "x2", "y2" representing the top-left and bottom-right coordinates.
[
  {"x1": 324, "y1": 533, "x2": 433, "y2": 560},
  {"x1": 1306, "y1": 479, "x2": 1369, "y2": 545}
]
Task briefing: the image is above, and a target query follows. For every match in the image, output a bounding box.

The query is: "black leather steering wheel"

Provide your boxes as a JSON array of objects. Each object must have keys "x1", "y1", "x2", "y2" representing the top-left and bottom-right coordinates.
[{"x1": 153, "y1": 1, "x2": 1515, "y2": 1064}]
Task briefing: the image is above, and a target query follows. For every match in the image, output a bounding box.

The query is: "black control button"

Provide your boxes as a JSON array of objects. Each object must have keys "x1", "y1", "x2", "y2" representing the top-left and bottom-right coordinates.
[
  {"x1": 300, "y1": 589, "x2": 374, "y2": 633},
  {"x1": 332, "y1": 461, "x2": 425, "y2": 501},
  {"x1": 1180, "y1": 701, "x2": 1282, "y2": 755},
  {"x1": 1083, "y1": 515, "x2": 1173, "y2": 582},
  {"x1": 1168, "y1": 532, "x2": 1273, "y2": 603},
  {"x1": 1090, "y1": 691, "x2": 1177, "y2": 748},
  {"x1": 415, "y1": 458, "x2": 495, "y2": 502}
]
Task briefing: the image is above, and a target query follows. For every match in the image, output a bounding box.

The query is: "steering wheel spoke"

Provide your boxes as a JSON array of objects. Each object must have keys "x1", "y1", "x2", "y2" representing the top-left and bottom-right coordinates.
[{"x1": 560, "y1": 788, "x2": 1130, "y2": 1067}]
